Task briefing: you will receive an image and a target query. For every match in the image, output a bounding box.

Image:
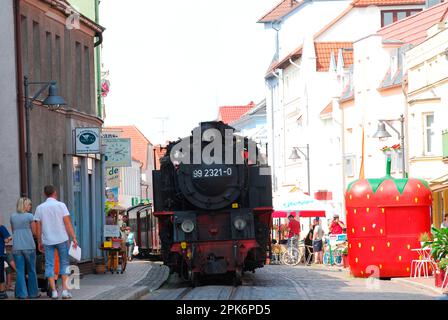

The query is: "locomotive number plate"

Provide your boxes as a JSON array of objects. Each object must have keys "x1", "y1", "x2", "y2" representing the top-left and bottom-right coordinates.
[{"x1": 192, "y1": 167, "x2": 233, "y2": 179}]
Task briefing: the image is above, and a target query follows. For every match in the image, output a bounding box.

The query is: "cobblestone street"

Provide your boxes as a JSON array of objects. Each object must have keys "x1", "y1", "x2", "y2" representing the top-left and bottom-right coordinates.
[{"x1": 142, "y1": 264, "x2": 443, "y2": 300}]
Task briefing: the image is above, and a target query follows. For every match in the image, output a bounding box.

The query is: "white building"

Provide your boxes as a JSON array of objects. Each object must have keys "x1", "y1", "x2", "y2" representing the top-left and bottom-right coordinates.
[
  {"x1": 259, "y1": 0, "x2": 426, "y2": 225},
  {"x1": 405, "y1": 12, "x2": 448, "y2": 228}
]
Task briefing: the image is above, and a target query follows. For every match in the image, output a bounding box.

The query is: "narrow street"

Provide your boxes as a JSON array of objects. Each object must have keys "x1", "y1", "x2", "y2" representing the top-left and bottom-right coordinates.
[{"x1": 142, "y1": 265, "x2": 440, "y2": 300}]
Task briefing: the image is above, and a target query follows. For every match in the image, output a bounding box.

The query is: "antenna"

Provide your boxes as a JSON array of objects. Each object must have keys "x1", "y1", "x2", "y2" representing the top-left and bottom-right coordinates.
[{"x1": 153, "y1": 116, "x2": 169, "y2": 140}]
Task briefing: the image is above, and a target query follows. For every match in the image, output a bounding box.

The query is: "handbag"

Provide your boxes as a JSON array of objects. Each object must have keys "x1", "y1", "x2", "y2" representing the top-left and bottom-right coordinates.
[{"x1": 132, "y1": 246, "x2": 139, "y2": 256}]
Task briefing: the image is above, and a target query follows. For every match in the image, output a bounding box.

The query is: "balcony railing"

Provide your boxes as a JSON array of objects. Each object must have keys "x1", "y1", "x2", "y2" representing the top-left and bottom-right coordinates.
[{"x1": 443, "y1": 130, "x2": 448, "y2": 159}]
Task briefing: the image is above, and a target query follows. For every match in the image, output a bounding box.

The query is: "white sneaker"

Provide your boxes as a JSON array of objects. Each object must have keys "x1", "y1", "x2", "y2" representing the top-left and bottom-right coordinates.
[
  {"x1": 61, "y1": 290, "x2": 72, "y2": 300},
  {"x1": 51, "y1": 290, "x2": 58, "y2": 299}
]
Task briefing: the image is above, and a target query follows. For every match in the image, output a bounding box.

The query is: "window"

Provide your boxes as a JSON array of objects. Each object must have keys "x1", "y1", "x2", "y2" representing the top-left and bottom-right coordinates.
[
  {"x1": 55, "y1": 35, "x2": 62, "y2": 93},
  {"x1": 46, "y1": 32, "x2": 52, "y2": 80},
  {"x1": 75, "y1": 42, "x2": 82, "y2": 110},
  {"x1": 33, "y1": 21, "x2": 41, "y2": 81},
  {"x1": 392, "y1": 150, "x2": 403, "y2": 172},
  {"x1": 84, "y1": 46, "x2": 91, "y2": 114},
  {"x1": 21, "y1": 16, "x2": 29, "y2": 76},
  {"x1": 423, "y1": 113, "x2": 435, "y2": 154},
  {"x1": 345, "y1": 155, "x2": 356, "y2": 177},
  {"x1": 381, "y1": 10, "x2": 422, "y2": 27}
]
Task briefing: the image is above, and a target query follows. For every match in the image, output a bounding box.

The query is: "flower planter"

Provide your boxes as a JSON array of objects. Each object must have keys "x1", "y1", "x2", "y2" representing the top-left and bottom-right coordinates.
[{"x1": 435, "y1": 269, "x2": 447, "y2": 288}]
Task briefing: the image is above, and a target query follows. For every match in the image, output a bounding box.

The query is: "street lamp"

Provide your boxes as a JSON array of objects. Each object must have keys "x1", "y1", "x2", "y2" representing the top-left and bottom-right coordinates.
[
  {"x1": 373, "y1": 114, "x2": 406, "y2": 178},
  {"x1": 24, "y1": 76, "x2": 67, "y2": 199},
  {"x1": 289, "y1": 144, "x2": 310, "y2": 195}
]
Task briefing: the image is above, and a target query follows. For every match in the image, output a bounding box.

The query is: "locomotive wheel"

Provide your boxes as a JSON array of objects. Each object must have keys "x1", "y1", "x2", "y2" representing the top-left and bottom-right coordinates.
[{"x1": 191, "y1": 272, "x2": 201, "y2": 288}]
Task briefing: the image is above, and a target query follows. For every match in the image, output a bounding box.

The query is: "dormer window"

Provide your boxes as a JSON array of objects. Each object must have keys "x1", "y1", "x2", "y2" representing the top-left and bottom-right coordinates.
[{"x1": 381, "y1": 9, "x2": 422, "y2": 27}]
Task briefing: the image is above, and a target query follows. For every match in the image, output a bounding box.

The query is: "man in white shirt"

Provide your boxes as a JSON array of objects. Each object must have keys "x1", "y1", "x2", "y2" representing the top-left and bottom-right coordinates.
[
  {"x1": 312, "y1": 218, "x2": 324, "y2": 264},
  {"x1": 34, "y1": 185, "x2": 77, "y2": 300}
]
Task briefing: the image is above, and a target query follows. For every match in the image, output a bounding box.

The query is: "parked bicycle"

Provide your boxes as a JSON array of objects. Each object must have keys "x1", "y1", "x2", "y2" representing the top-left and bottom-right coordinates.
[
  {"x1": 323, "y1": 239, "x2": 347, "y2": 266},
  {"x1": 280, "y1": 237, "x2": 305, "y2": 266}
]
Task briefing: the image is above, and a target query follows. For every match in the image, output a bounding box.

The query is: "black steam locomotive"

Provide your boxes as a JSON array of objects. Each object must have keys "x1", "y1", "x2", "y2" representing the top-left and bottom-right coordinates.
[{"x1": 152, "y1": 121, "x2": 273, "y2": 286}]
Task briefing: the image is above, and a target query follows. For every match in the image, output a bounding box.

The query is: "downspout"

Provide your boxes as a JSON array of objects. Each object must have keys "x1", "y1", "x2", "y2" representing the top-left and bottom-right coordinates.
[
  {"x1": 94, "y1": 0, "x2": 103, "y2": 119},
  {"x1": 14, "y1": 0, "x2": 27, "y2": 197}
]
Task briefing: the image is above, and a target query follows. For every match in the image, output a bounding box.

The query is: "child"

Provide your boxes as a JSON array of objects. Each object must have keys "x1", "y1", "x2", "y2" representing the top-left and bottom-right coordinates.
[{"x1": 0, "y1": 224, "x2": 12, "y2": 299}]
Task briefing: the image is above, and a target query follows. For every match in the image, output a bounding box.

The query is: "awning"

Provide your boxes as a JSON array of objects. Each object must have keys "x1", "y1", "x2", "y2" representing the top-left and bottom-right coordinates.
[{"x1": 272, "y1": 210, "x2": 326, "y2": 218}]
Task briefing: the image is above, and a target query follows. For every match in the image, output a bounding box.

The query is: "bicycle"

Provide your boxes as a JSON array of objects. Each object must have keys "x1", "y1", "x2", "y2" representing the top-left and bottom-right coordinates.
[
  {"x1": 280, "y1": 237, "x2": 304, "y2": 266},
  {"x1": 323, "y1": 239, "x2": 346, "y2": 266}
]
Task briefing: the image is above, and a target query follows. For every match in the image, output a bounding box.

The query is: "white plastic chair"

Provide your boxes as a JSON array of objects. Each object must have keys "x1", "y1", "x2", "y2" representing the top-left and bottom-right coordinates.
[{"x1": 410, "y1": 248, "x2": 436, "y2": 278}]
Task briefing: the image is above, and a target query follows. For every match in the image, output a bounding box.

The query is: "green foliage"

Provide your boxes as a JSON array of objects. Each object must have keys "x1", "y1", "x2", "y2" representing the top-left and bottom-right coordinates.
[
  {"x1": 424, "y1": 227, "x2": 448, "y2": 261},
  {"x1": 419, "y1": 232, "x2": 432, "y2": 243},
  {"x1": 438, "y1": 257, "x2": 448, "y2": 271}
]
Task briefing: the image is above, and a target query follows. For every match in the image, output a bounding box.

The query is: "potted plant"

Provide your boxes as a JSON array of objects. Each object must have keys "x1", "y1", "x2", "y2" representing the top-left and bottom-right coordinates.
[
  {"x1": 419, "y1": 232, "x2": 432, "y2": 248},
  {"x1": 424, "y1": 227, "x2": 448, "y2": 287},
  {"x1": 425, "y1": 227, "x2": 448, "y2": 260},
  {"x1": 435, "y1": 257, "x2": 448, "y2": 288}
]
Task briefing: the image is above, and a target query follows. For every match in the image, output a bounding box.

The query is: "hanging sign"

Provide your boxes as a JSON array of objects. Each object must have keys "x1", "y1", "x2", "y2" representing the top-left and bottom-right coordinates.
[{"x1": 75, "y1": 127, "x2": 101, "y2": 154}]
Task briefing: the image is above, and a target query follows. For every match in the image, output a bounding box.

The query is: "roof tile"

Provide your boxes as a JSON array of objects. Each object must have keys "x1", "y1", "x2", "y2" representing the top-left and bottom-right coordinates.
[
  {"x1": 377, "y1": 1, "x2": 448, "y2": 46},
  {"x1": 315, "y1": 42, "x2": 354, "y2": 72},
  {"x1": 217, "y1": 102, "x2": 255, "y2": 124},
  {"x1": 258, "y1": 0, "x2": 304, "y2": 23},
  {"x1": 352, "y1": 0, "x2": 425, "y2": 6}
]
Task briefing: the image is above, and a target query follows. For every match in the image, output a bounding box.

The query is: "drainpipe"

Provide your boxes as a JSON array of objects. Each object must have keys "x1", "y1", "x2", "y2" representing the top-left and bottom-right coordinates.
[
  {"x1": 14, "y1": 0, "x2": 27, "y2": 197},
  {"x1": 94, "y1": 0, "x2": 103, "y2": 119}
]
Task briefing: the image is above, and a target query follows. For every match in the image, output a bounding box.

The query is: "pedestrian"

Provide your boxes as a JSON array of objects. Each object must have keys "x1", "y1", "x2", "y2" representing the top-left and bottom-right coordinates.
[
  {"x1": 34, "y1": 185, "x2": 78, "y2": 300},
  {"x1": 5, "y1": 246, "x2": 16, "y2": 292},
  {"x1": 441, "y1": 214, "x2": 448, "y2": 229},
  {"x1": 304, "y1": 224, "x2": 314, "y2": 265},
  {"x1": 313, "y1": 218, "x2": 324, "y2": 264},
  {"x1": 125, "y1": 227, "x2": 136, "y2": 261},
  {"x1": 287, "y1": 214, "x2": 301, "y2": 249},
  {"x1": 0, "y1": 224, "x2": 12, "y2": 299},
  {"x1": 329, "y1": 214, "x2": 345, "y2": 235},
  {"x1": 10, "y1": 197, "x2": 40, "y2": 299}
]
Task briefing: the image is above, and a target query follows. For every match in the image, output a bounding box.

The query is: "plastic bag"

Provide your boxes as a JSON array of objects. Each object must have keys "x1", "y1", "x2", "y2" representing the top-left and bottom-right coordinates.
[{"x1": 133, "y1": 246, "x2": 139, "y2": 256}]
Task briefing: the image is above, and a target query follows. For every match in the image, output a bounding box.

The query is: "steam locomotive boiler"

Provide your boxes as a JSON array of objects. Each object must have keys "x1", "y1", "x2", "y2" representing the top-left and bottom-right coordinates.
[{"x1": 152, "y1": 121, "x2": 272, "y2": 286}]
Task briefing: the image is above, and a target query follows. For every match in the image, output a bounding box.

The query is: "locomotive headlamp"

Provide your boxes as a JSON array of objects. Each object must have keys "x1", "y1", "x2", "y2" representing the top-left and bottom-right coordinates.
[
  {"x1": 181, "y1": 219, "x2": 195, "y2": 233},
  {"x1": 234, "y1": 217, "x2": 247, "y2": 231}
]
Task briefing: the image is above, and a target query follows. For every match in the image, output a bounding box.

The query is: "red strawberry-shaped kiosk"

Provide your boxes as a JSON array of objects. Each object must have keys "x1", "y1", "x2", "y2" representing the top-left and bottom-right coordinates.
[{"x1": 345, "y1": 156, "x2": 432, "y2": 278}]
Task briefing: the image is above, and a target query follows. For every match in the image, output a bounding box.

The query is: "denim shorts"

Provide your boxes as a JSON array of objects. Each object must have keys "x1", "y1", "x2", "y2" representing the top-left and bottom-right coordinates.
[
  {"x1": 44, "y1": 241, "x2": 70, "y2": 278},
  {"x1": 313, "y1": 240, "x2": 323, "y2": 252}
]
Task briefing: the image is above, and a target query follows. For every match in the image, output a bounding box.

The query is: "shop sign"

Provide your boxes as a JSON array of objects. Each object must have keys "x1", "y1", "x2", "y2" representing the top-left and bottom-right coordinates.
[{"x1": 75, "y1": 127, "x2": 101, "y2": 154}]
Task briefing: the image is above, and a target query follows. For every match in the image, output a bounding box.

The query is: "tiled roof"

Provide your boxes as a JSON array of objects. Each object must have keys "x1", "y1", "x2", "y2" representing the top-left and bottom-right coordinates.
[
  {"x1": 105, "y1": 126, "x2": 152, "y2": 170},
  {"x1": 217, "y1": 102, "x2": 255, "y2": 124},
  {"x1": 352, "y1": 0, "x2": 425, "y2": 6},
  {"x1": 258, "y1": 0, "x2": 304, "y2": 23},
  {"x1": 315, "y1": 42, "x2": 354, "y2": 72},
  {"x1": 377, "y1": 1, "x2": 448, "y2": 46},
  {"x1": 320, "y1": 101, "x2": 333, "y2": 118}
]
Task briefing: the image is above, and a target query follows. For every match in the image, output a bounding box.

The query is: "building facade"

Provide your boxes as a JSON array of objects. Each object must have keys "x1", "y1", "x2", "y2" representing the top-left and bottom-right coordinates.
[
  {"x1": 0, "y1": 0, "x2": 21, "y2": 228},
  {"x1": 259, "y1": 0, "x2": 427, "y2": 223},
  {"x1": 16, "y1": 0, "x2": 105, "y2": 263},
  {"x1": 406, "y1": 18, "x2": 448, "y2": 228}
]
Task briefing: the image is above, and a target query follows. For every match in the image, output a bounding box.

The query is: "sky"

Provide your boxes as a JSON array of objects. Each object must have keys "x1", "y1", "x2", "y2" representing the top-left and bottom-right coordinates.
[{"x1": 100, "y1": 0, "x2": 279, "y2": 145}]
